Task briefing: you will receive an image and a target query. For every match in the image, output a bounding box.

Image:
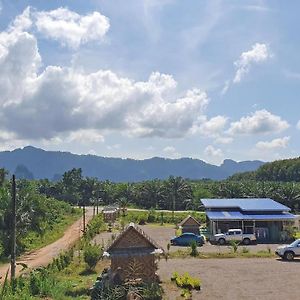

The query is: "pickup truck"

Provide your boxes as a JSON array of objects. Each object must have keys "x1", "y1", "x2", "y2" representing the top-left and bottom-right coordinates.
[
  {"x1": 213, "y1": 229, "x2": 256, "y2": 245},
  {"x1": 275, "y1": 239, "x2": 300, "y2": 261}
]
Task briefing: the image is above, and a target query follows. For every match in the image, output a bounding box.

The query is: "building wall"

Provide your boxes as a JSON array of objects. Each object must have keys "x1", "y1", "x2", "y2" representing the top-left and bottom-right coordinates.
[
  {"x1": 182, "y1": 225, "x2": 200, "y2": 235},
  {"x1": 111, "y1": 255, "x2": 157, "y2": 283},
  {"x1": 209, "y1": 219, "x2": 286, "y2": 243}
]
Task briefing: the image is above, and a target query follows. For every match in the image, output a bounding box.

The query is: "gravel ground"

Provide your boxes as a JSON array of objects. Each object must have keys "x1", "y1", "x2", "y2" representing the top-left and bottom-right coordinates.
[
  {"x1": 158, "y1": 258, "x2": 300, "y2": 300},
  {"x1": 92, "y1": 224, "x2": 299, "y2": 299},
  {"x1": 93, "y1": 223, "x2": 284, "y2": 253},
  {"x1": 141, "y1": 224, "x2": 282, "y2": 253}
]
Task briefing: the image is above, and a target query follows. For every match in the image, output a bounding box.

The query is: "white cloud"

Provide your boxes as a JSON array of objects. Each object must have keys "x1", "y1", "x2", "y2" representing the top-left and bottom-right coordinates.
[
  {"x1": 199, "y1": 115, "x2": 228, "y2": 136},
  {"x1": 228, "y1": 110, "x2": 289, "y2": 135},
  {"x1": 256, "y1": 136, "x2": 290, "y2": 151},
  {"x1": 35, "y1": 7, "x2": 110, "y2": 49},
  {"x1": 204, "y1": 145, "x2": 223, "y2": 164},
  {"x1": 214, "y1": 136, "x2": 233, "y2": 144},
  {"x1": 233, "y1": 43, "x2": 270, "y2": 83},
  {"x1": 297, "y1": 120, "x2": 300, "y2": 130},
  {"x1": 163, "y1": 146, "x2": 180, "y2": 158},
  {"x1": 0, "y1": 14, "x2": 210, "y2": 141},
  {"x1": 66, "y1": 129, "x2": 105, "y2": 143}
]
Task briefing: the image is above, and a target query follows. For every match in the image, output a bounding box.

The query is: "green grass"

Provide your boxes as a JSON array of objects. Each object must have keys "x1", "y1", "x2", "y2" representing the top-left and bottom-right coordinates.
[
  {"x1": 47, "y1": 257, "x2": 109, "y2": 300},
  {"x1": 168, "y1": 249, "x2": 275, "y2": 259},
  {"x1": 122, "y1": 210, "x2": 205, "y2": 225},
  {"x1": 23, "y1": 209, "x2": 81, "y2": 252}
]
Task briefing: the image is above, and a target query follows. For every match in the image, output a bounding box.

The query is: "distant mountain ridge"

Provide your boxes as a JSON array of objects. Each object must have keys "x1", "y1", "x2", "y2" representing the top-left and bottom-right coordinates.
[{"x1": 0, "y1": 146, "x2": 265, "y2": 182}]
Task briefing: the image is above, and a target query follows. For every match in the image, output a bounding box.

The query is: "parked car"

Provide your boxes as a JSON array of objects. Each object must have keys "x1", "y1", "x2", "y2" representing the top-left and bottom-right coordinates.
[
  {"x1": 213, "y1": 229, "x2": 256, "y2": 245},
  {"x1": 170, "y1": 232, "x2": 204, "y2": 246},
  {"x1": 275, "y1": 239, "x2": 300, "y2": 261}
]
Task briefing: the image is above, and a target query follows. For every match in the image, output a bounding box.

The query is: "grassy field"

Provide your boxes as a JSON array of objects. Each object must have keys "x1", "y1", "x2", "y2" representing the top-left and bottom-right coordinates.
[
  {"x1": 121, "y1": 209, "x2": 205, "y2": 225},
  {"x1": 168, "y1": 249, "x2": 275, "y2": 259}
]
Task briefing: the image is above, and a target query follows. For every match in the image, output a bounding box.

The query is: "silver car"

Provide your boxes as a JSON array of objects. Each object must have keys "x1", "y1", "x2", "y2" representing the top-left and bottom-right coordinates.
[{"x1": 275, "y1": 239, "x2": 300, "y2": 261}]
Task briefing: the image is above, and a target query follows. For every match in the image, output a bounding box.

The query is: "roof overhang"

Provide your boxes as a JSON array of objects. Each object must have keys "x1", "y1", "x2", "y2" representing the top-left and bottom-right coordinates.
[{"x1": 206, "y1": 210, "x2": 296, "y2": 221}]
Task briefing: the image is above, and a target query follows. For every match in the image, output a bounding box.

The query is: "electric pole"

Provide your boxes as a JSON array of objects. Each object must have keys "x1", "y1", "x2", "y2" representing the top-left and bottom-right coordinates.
[
  {"x1": 11, "y1": 174, "x2": 16, "y2": 284},
  {"x1": 82, "y1": 205, "x2": 86, "y2": 233}
]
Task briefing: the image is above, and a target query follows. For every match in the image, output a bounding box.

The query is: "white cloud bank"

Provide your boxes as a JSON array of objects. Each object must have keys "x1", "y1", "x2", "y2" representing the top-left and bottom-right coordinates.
[
  {"x1": 0, "y1": 10, "x2": 211, "y2": 144},
  {"x1": 233, "y1": 43, "x2": 271, "y2": 83},
  {"x1": 228, "y1": 110, "x2": 289, "y2": 135},
  {"x1": 256, "y1": 136, "x2": 290, "y2": 151}
]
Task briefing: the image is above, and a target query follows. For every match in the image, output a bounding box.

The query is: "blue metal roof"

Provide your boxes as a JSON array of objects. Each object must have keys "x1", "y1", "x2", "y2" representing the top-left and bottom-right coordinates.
[
  {"x1": 201, "y1": 198, "x2": 290, "y2": 212},
  {"x1": 206, "y1": 211, "x2": 295, "y2": 221}
]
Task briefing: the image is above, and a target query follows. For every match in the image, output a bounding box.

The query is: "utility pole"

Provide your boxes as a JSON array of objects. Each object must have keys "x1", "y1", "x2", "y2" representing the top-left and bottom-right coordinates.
[
  {"x1": 82, "y1": 205, "x2": 86, "y2": 233},
  {"x1": 11, "y1": 174, "x2": 16, "y2": 285},
  {"x1": 96, "y1": 198, "x2": 99, "y2": 215}
]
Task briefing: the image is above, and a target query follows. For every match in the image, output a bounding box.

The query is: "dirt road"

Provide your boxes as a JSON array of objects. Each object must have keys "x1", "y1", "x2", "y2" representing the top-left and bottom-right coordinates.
[{"x1": 0, "y1": 207, "x2": 94, "y2": 281}]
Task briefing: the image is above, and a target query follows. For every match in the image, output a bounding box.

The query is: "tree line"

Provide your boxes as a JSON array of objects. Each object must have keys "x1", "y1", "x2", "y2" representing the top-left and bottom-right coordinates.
[
  {"x1": 229, "y1": 157, "x2": 300, "y2": 182},
  {"x1": 35, "y1": 168, "x2": 300, "y2": 212},
  {"x1": 0, "y1": 172, "x2": 77, "y2": 259}
]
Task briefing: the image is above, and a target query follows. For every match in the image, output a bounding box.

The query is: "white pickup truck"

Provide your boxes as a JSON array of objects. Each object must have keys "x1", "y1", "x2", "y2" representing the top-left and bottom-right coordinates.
[
  {"x1": 213, "y1": 229, "x2": 256, "y2": 245},
  {"x1": 275, "y1": 239, "x2": 300, "y2": 261}
]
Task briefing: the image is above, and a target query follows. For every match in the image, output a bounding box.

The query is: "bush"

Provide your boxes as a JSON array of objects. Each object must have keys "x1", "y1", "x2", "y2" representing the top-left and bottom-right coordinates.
[
  {"x1": 172, "y1": 272, "x2": 201, "y2": 291},
  {"x1": 228, "y1": 240, "x2": 239, "y2": 253},
  {"x1": 190, "y1": 240, "x2": 198, "y2": 257},
  {"x1": 242, "y1": 247, "x2": 249, "y2": 254},
  {"x1": 84, "y1": 244, "x2": 102, "y2": 270}
]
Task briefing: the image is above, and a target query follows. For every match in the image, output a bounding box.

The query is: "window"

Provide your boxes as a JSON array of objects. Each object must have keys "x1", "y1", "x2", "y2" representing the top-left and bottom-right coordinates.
[{"x1": 228, "y1": 231, "x2": 234, "y2": 235}]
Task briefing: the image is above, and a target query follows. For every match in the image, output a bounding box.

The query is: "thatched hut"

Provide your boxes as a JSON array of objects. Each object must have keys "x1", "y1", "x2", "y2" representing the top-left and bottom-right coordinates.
[
  {"x1": 104, "y1": 223, "x2": 163, "y2": 284},
  {"x1": 178, "y1": 215, "x2": 201, "y2": 235},
  {"x1": 102, "y1": 206, "x2": 119, "y2": 223}
]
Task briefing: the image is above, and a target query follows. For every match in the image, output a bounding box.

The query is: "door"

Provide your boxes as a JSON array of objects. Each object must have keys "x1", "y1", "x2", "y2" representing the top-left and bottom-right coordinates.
[
  {"x1": 255, "y1": 227, "x2": 269, "y2": 242},
  {"x1": 295, "y1": 241, "x2": 300, "y2": 255}
]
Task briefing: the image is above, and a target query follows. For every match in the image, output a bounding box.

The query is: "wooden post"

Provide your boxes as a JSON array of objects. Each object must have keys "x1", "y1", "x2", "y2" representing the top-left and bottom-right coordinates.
[
  {"x1": 83, "y1": 205, "x2": 86, "y2": 233},
  {"x1": 96, "y1": 198, "x2": 99, "y2": 215},
  {"x1": 11, "y1": 175, "x2": 16, "y2": 284}
]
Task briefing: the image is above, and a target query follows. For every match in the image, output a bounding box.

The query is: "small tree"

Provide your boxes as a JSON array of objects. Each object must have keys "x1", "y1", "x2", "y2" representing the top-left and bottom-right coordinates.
[
  {"x1": 84, "y1": 244, "x2": 102, "y2": 270},
  {"x1": 190, "y1": 240, "x2": 198, "y2": 257}
]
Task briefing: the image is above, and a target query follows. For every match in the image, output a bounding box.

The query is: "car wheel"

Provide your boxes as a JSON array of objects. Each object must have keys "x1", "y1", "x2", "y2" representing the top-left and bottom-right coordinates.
[
  {"x1": 284, "y1": 251, "x2": 294, "y2": 261},
  {"x1": 243, "y1": 238, "x2": 250, "y2": 245},
  {"x1": 218, "y1": 238, "x2": 225, "y2": 245}
]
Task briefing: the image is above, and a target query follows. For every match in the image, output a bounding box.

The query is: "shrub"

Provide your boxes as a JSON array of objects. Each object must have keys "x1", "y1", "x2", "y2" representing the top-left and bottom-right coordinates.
[
  {"x1": 173, "y1": 272, "x2": 201, "y2": 291},
  {"x1": 190, "y1": 240, "x2": 198, "y2": 257},
  {"x1": 242, "y1": 247, "x2": 249, "y2": 254},
  {"x1": 228, "y1": 240, "x2": 239, "y2": 253},
  {"x1": 84, "y1": 244, "x2": 102, "y2": 270}
]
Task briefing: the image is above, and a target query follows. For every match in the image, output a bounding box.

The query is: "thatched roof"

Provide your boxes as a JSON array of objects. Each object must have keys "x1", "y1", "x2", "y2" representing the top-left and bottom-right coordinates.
[
  {"x1": 105, "y1": 223, "x2": 163, "y2": 257},
  {"x1": 178, "y1": 215, "x2": 201, "y2": 227}
]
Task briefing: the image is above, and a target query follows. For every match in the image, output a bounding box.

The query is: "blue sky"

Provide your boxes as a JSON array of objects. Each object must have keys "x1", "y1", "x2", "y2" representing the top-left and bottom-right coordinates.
[{"x1": 0, "y1": 0, "x2": 299, "y2": 164}]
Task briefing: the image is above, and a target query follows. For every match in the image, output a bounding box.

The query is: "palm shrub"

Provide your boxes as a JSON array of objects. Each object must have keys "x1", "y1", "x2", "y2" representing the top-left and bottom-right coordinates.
[{"x1": 228, "y1": 240, "x2": 239, "y2": 253}]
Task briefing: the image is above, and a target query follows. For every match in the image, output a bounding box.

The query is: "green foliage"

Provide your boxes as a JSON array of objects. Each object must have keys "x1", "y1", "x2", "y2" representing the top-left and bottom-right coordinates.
[
  {"x1": 241, "y1": 247, "x2": 249, "y2": 254},
  {"x1": 0, "y1": 180, "x2": 78, "y2": 259},
  {"x1": 172, "y1": 272, "x2": 201, "y2": 291},
  {"x1": 82, "y1": 214, "x2": 106, "y2": 244},
  {"x1": 83, "y1": 243, "x2": 102, "y2": 270},
  {"x1": 190, "y1": 240, "x2": 199, "y2": 257},
  {"x1": 228, "y1": 240, "x2": 239, "y2": 253},
  {"x1": 91, "y1": 282, "x2": 163, "y2": 300},
  {"x1": 123, "y1": 210, "x2": 205, "y2": 225}
]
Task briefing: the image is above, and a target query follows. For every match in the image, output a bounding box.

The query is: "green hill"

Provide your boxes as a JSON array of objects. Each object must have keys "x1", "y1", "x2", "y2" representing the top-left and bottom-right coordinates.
[{"x1": 229, "y1": 157, "x2": 300, "y2": 182}]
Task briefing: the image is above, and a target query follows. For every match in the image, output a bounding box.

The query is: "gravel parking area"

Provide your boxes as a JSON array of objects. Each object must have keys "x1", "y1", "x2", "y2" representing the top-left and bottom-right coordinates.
[
  {"x1": 93, "y1": 224, "x2": 299, "y2": 299},
  {"x1": 141, "y1": 224, "x2": 282, "y2": 253},
  {"x1": 93, "y1": 224, "x2": 284, "y2": 253},
  {"x1": 158, "y1": 258, "x2": 300, "y2": 300}
]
